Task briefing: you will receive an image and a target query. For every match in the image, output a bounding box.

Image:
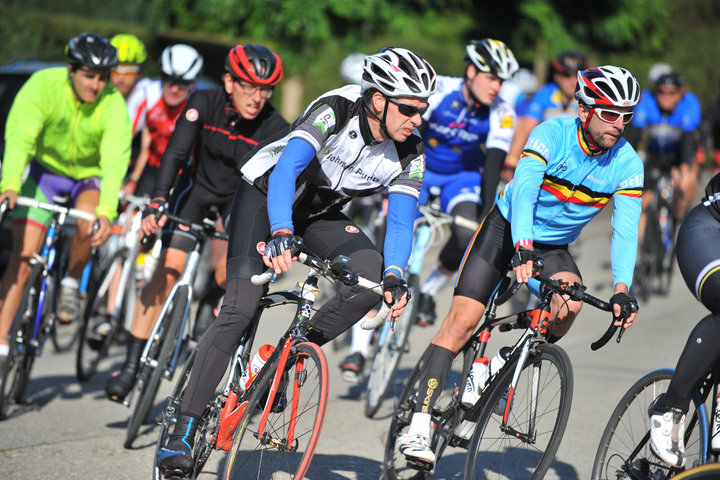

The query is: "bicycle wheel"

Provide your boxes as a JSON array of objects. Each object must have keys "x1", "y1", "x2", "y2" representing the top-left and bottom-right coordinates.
[
  {"x1": 125, "y1": 286, "x2": 188, "y2": 449},
  {"x1": 464, "y1": 343, "x2": 573, "y2": 480},
  {"x1": 223, "y1": 342, "x2": 329, "y2": 480},
  {"x1": 591, "y1": 368, "x2": 707, "y2": 480},
  {"x1": 671, "y1": 463, "x2": 720, "y2": 479},
  {"x1": 0, "y1": 263, "x2": 44, "y2": 418},
  {"x1": 51, "y1": 234, "x2": 82, "y2": 352},
  {"x1": 365, "y1": 276, "x2": 419, "y2": 418},
  {"x1": 76, "y1": 249, "x2": 126, "y2": 382}
]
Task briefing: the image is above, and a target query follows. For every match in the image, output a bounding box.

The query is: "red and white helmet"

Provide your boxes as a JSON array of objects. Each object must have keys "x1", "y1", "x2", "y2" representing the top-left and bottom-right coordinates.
[
  {"x1": 575, "y1": 66, "x2": 641, "y2": 107},
  {"x1": 361, "y1": 47, "x2": 437, "y2": 98}
]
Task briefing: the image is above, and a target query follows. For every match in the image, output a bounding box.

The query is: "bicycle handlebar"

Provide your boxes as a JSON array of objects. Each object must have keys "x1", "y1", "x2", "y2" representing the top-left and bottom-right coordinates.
[{"x1": 251, "y1": 237, "x2": 392, "y2": 327}]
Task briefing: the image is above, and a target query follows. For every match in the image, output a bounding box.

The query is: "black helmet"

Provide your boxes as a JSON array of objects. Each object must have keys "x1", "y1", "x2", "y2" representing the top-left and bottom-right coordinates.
[
  {"x1": 654, "y1": 71, "x2": 685, "y2": 89},
  {"x1": 552, "y1": 50, "x2": 587, "y2": 75},
  {"x1": 65, "y1": 33, "x2": 119, "y2": 69}
]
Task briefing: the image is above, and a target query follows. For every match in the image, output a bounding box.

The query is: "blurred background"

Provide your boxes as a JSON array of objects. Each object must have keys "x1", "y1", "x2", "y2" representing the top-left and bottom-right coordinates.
[{"x1": 0, "y1": 0, "x2": 717, "y2": 120}]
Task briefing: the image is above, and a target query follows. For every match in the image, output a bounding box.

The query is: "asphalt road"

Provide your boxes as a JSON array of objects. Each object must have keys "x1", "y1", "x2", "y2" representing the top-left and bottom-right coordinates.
[{"x1": 0, "y1": 203, "x2": 706, "y2": 480}]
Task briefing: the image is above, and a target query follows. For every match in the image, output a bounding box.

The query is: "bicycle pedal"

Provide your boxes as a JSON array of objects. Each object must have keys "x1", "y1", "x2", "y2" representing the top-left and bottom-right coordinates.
[
  {"x1": 160, "y1": 469, "x2": 190, "y2": 480},
  {"x1": 405, "y1": 457, "x2": 434, "y2": 472}
]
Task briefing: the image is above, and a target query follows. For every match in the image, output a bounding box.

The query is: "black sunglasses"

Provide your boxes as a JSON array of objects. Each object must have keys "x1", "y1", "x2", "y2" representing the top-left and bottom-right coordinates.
[
  {"x1": 161, "y1": 74, "x2": 194, "y2": 88},
  {"x1": 388, "y1": 98, "x2": 429, "y2": 118}
]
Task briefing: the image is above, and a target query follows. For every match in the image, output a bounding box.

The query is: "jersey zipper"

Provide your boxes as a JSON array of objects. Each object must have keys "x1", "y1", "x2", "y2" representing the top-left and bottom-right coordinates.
[
  {"x1": 332, "y1": 144, "x2": 366, "y2": 191},
  {"x1": 70, "y1": 104, "x2": 80, "y2": 178}
]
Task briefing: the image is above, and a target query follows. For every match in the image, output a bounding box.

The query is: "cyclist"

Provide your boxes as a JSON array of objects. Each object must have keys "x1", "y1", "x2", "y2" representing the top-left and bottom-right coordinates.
[
  {"x1": 124, "y1": 44, "x2": 204, "y2": 196},
  {"x1": 410, "y1": 38, "x2": 518, "y2": 333},
  {"x1": 110, "y1": 33, "x2": 150, "y2": 101},
  {"x1": 626, "y1": 70, "x2": 702, "y2": 238},
  {"x1": 647, "y1": 173, "x2": 720, "y2": 468},
  {"x1": 0, "y1": 33, "x2": 131, "y2": 363},
  {"x1": 103, "y1": 43, "x2": 288, "y2": 403},
  {"x1": 503, "y1": 49, "x2": 588, "y2": 178},
  {"x1": 155, "y1": 47, "x2": 437, "y2": 477},
  {"x1": 397, "y1": 65, "x2": 643, "y2": 466},
  {"x1": 500, "y1": 66, "x2": 539, "y2": 118}
]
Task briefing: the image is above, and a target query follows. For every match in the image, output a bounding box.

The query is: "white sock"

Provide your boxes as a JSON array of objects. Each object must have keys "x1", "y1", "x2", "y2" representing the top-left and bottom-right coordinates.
[
  {"x1": 0, "y1": 344, "x2": 9, "y2": 356},
  {"x1": 61, "y1": 276, "x2": 80, "y2": 289},
  {"x1": 420, "y1": 268, "x2": 452, "y2": 296},
  {"x1": 407, "y1": 412, "x2": 432, "y2": 438},
  {"x1": 350, "y1": 321, "x2": 373, "y2": 357}
]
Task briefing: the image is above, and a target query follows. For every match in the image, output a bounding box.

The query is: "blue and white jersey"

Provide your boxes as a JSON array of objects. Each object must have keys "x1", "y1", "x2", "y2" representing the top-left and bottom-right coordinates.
[
  {"x1": 634, "y1": 90, "x2": 701, "y2": 159},
  {"x1": 421, "y1": 76, "x2": 516, "y2": 175},
  {"x1": 497, "y1": 117, "x2": 644, "y2": 287},
  {"x1": 525, "y1": 83, "x2": 578, "y2": 122}
]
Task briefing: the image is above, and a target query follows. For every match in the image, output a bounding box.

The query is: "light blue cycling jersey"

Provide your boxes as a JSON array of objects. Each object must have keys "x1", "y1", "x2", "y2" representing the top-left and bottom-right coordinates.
[
  {"x1": 525, "y1": 83, "x2": 578, "y2": 122},
  {"x1": 496, "y1": 117, "x2": 644, "y2": 287}
]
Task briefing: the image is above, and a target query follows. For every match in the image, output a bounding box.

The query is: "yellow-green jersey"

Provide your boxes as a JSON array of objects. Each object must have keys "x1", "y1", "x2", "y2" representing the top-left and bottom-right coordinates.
[{"x1": 1, "y1": 67, "x2": 131, "y2": 220}]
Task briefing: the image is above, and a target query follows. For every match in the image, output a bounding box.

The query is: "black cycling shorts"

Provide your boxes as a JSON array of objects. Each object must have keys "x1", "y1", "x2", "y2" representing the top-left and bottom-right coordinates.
[
  {"x1": 454, "y1": 207, "x2": 581, "y2": 305},
  {"x1": 162, "y1": 179, "x2": 233, "y2": 252},
  {"x1": 676, "y1": 204, "x2": 720, "y2": 313}
]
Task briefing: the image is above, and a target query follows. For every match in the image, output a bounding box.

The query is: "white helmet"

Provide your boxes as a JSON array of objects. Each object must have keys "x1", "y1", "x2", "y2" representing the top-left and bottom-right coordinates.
[
  {"x1": 361, "y1": 47, "x2": 437, "y2": 98},
  {"x1": 161, "y1": 44, "x2": 203, "y2": 81},
  {"x1": 575, "y1": 65, "x2": 641, "y2": 107},
  {"x1": 648, "y1": 62, "x2": 672, "y2": 84},
  {"x1": 339, "y1": 52, "x2": 366, "y2": 85},
  {"x1": 512, "y1": 67, "x2": 539, "y2": 94},
  {"x1": 465, "y1": 39, "x2": 519, "y2": 81}
]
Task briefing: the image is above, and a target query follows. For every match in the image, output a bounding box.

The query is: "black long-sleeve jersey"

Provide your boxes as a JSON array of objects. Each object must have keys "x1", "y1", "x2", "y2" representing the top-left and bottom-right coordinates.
[{"x1": 152, "y1": 87, "x2": 289, "y2": 200}]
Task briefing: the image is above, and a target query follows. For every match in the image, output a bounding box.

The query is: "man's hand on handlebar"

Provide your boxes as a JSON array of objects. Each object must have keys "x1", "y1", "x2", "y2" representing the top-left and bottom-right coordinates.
[
  {"x1": 511, "y1": 246, "x2": 540, "y2": 284},
  {"x1": 263, "y1": 229, "x2": 297, "y2": 274},
  {"x1": 610, "y1": 286, "x2": 638, "y2": 328},
  {"x1": 89, "y1": 215, "x2": 111, "y2": 248},
  {"x1": 141, "y1": 197, "x2": 167, "y2": 237},
  {"x1": 383, "y1": 274, "x2": 410, "y2": 320},
  {"x1": 0, "y1": 190, "x2": 19, "y2": 210}
]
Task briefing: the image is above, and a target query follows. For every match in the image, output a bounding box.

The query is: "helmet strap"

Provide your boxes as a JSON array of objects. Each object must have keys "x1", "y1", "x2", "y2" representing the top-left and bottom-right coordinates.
[
  {"x1": 463, "y1": 67, "x2": 483, "y2": 109},
  {"x1": 363, "y1": 94, "x2": 391, "y2": 142},
  {"x1": 581, "y1": 108, "x2": 603, "y2": 153}
]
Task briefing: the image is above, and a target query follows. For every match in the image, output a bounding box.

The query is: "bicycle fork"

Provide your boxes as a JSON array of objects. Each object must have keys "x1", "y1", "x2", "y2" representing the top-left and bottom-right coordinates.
[{"x1": 499, "y1": 330, "x2": 541, "y2": 444}]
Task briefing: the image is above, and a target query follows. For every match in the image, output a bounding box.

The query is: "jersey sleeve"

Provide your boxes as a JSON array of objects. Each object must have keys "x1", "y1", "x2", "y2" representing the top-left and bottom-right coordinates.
[
  {"x1": 388, "y1": 137, "x2": 425, "y2": 200},
  {"x1": 610, "y1": 150, "x2": 644, "y2": 287},
  {"x1": 96, "y1": 93, "x2": 133, "y2": 221},
  {"x1": 288, "y1": 100, "x2": 338, "y2": 152},
  {"x1": 0, "y1": 71, "x2": 49, "y2": 193},
  {"x1": 509, "y1": 122, "x2": 557, "y2": 244},
  {"x1": 524, "y1": 85, "x2": 552, "y2": 122},
  {"x1": 152, "y1": 90, "x2": 205, "y2": 200},
  {"x1": 486, "y1": 100, "x2": 516, "y2": 153}
]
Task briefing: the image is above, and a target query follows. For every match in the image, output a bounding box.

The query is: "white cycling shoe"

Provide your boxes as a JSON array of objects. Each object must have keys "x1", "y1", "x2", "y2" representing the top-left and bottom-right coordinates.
[
  {"x1": 398, "y1": 431, "x2": 435, "y2": 466},
  {"x1": 649, "y1": 395, "x2": 686, "y2": 468}
]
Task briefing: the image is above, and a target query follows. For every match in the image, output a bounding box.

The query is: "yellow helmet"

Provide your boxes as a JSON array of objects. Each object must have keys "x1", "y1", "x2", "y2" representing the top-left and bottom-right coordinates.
[{"x1": 110, "y1": 34, "x2": 148, "y2": 65}]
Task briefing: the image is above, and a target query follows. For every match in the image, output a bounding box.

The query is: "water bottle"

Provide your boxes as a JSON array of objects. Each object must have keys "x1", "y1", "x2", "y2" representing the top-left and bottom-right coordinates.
[
  {"x1": 461, "y1": 356, "x2": 489, "y2": 408},
  {"x1": 239, "y1": 344, "x2": 275, "y2": 391},
  {"x1": 712, "y1": 391, "x2": 720, "y2": 451},
  {"x1": 489, "y1": 346, "x2": 512, "y2": 377}
]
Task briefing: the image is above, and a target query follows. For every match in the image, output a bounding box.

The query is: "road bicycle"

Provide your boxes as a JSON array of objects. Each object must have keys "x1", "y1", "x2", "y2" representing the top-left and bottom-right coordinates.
[
  {"x1": 123, "y1": 207, "x2": 228, "y2": 448},
  {"x1": 633, "y1": 168, "x2": 676, "y2": 301},
  {"x1": 592, "y1": 365, "x2": 720, "y2": 480},
  {"x1": 0, "y1": 196, "x2": 96, "y2": 418},
  {"x1": 75, "y1": 193, "x2": 149, "y2": 382},
  {"x1": 383, "y1": 261, "x2": 635, "y2": 480},
  {"x1": 363, "y1": 194, "x2": 478, "y2": 418},
  {"x1": 153, "y1": 237, "x2": 387, "y2": 480}
]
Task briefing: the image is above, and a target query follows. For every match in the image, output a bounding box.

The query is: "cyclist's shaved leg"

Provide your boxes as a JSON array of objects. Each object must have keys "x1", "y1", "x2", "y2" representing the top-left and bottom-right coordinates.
[
  {"x1": 546, "y1": 270, "x2": 583, "y2": 339},
  {"x1": 0, "y1": 222, "x2": 45, "y2": 342},
  {"x1": 65, "y1": 188, "x2": 99, "y2": 277},
  {"x1": 432, "y1": 295, "x2": 486, "y2": 352},
  {"x1": 131, "y1": 247, "x2": 187, "y2": 339}
]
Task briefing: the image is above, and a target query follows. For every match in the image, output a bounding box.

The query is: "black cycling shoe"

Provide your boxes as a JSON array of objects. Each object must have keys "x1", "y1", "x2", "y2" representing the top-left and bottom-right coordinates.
[
  {"x1": 340, "y1": 352, "x2": 365, "y2": 384},
  {"x1": 105, "y1": 334, "x2": 144, "y2": 402},
  {"x1": 157, "y1": 413, "x2": 198, "y2": 477},
  {"x1": 415, "y1": 293, "x2": 437, "y2": 327}
]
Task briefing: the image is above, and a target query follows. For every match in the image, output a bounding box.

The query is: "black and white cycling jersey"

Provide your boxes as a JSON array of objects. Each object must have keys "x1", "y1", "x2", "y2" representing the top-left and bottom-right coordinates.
[{"x1": 241, "y1": 85, "x2": 426, "y2": 217}]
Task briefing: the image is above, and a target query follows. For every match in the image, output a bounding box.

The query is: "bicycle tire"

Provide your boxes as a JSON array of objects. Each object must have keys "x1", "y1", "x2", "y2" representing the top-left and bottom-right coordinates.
[
  {"x1": 0, "y1": 263, "x2": 44, "y2": 418},
  {"x1": 51, "y1": 233, "x2": 81, "y2": 352},
  {"x1": 125, "y1": 286, "x2": 188, "y2": 449},
  {"x1": 591, "y1": 368, "x2": 707, "y2": 480},
  {"x1": 464, "y1": 343, "x2": 574, "y2": 480},
  {"x1": 76, "y1": 249, "x2": 126, "y2": 382},
  {"x1": 153, "y1": 347, "x2": 204, "y2": 480},
  {"x1": 671, "y1": 463, "x2": 720, "y2": 479},
  {"x1": 223, "y1": 341, "x2": 329, "y2": 480},
  {"x1": 633, "y1": 208, "x2": 662, "y2": 302},
  {"x1": 365, "y1": 277, "x2": 419, "y2": 418}
]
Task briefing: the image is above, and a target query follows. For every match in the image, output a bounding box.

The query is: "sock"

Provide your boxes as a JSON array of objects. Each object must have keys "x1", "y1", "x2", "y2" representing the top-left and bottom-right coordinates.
[
  {"x1": 420, "y1": 268, "x2": 452, "y2": 296},
  {"x1": 0, "y1": 344, "x2": 8, "y2": 356},
  {"x1": 350, "y1": 322, "x2": 373, "y2": 357},
  {"x1": 408, "y1": 412, "x2": 432, "y2": 438},
  {"x1": 61, "y1": 276, "x2": 80, "y2": 289}
]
